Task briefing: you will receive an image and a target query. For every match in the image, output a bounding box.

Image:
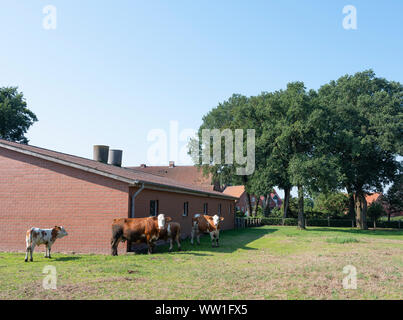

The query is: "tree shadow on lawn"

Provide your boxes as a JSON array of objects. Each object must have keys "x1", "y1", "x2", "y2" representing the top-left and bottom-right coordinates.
[
  {"x1": 165, "y1": 227, "x2": 278, "y2": 254},
  {"x1": 305, "y1": 227, "x2": 403, "y2": 237},
  {"x1": 52, "y1": 256, "x2": 82, "y2": 262},
  {"x1": 129, "y1": 227, "x2": 277, "y2": 255}
]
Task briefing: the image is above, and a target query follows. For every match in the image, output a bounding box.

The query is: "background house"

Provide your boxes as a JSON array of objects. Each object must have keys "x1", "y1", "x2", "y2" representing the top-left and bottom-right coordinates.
[{"x1": 223, "y1": 185, "x2": 283, "y2": 215}]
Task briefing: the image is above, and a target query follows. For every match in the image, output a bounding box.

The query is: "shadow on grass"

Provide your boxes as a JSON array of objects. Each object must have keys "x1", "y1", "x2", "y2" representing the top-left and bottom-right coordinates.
[
  {"x1": 158, "y1": 227, "x2": 278, "y2": 255},
  {"x1": 52, "y1": 256, "x2": 82, "y2": 262},
  {"x1": 305, "y1": 227, "x2": 403, "y2": 237}
]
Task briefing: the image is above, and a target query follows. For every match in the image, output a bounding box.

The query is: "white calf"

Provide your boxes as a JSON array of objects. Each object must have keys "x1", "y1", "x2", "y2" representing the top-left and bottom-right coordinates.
[{"x1": 25, "y1": 226, "x2": 68, "y2": 262}]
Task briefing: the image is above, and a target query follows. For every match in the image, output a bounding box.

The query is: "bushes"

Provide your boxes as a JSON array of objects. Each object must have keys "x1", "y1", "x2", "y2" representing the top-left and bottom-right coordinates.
[
  {"x1": 367, "y1": 202, "x2": 387, "y2": 228},
  {"x1": 261, "y1": 218, "x2": 298, "y2": 226},
  {"x1": 367, "y1": 220, "x2": 400, "y2": 229},
  {"x1": 260, "y1": 217, "x2": 401, "y2": 228}
]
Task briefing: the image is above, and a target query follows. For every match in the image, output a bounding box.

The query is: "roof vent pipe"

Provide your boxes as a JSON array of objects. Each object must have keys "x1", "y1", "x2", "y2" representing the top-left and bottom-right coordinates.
[
  {"x1": 93, "y1": 145, "x2": 109, "y2": 164},
  {"x1": 108, "y1": 149, "x2": 123, "y2": 167}
]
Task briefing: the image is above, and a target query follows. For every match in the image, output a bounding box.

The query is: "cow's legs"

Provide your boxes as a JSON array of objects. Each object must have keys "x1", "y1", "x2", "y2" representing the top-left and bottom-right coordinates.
[
  {"x1": 111, "y1": 236, "x2": 122, "y2": 256},
  {"x1": 169, "y1": 239, "x2": 173, "y2": 252},
  {"x1": 48, "y1": 245, "x2": 52, "y2": 259},
  {"x1": 190, "y1": 228, "x2": 195, "y2": 245},
  {"x1": 146, "y1": 235, "x2": 153, "y2": 254},
  {"x1": 111, "y1": 239, "x2": 119, "y2": 256},
  {"x1": 25, "y1": 246, "x2": 30, "y2": 262},
  {"x1": 196, "y1": 231, "x2": 200, "y2": 245},
  {"x1": 210, "y1": 232, "x2": 215, "y2": 247},
  {"x1": 30, "y1": 244, "x2": 35, "y2": 262}
]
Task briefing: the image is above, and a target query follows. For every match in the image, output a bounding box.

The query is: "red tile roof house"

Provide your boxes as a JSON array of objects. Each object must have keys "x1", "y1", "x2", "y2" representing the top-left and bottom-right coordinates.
[
  {"x1": 365, "y1": 192, "x2": 402, "y2": 218},
  {"x1": 223, "y1": 185, "x2": 283, "y2": 216},
  {"x1": 0, "y1": 139, "x2": 237, "y2": 255}
]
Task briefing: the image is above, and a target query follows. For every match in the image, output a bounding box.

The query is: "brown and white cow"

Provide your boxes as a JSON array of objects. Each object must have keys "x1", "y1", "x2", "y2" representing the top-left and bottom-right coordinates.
[
  {"x1": 191, "y1": 214, "x2": 224, "y2": 247},
  {"x1": 158, "y1": 222, "x2": 181, "y2": 252},
  {"x1": 25, "y1": 226, "x2": 68, "y2": 262},
  {"x1": 111, "y1": 214, "x2": 172, "y2": 256}
]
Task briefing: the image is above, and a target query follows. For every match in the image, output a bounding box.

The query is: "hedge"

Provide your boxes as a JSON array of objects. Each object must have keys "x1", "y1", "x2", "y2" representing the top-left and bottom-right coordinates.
[{"x1": 260, "y1": 217, "x2": 401, "y2": 229}]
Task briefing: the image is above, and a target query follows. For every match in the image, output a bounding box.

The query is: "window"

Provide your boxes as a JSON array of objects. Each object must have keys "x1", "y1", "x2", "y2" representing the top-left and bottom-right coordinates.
[
  {"x1": 203, "y1": 203, "x2": 208, "y2": 214},
  {"x1": 218, "y1": 204, "x2": 222, "y2": 215},
  {"x1": 150, "y1": 200, "x2": 159, "y2": 216},
  {"x1": 183, "y1": 202, "x2": 189, "y2": 216}
]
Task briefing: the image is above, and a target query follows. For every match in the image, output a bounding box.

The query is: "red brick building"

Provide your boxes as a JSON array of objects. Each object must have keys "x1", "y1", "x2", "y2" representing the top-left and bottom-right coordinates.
[{"x1": 0, "y1": 139, "x2": 237, "y2": 255}]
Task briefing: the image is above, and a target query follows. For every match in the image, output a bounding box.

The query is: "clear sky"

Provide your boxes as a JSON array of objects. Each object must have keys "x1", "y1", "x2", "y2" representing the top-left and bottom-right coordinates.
[{"x1": 1, "y1": 0, "x2": 402, "y2": 179}]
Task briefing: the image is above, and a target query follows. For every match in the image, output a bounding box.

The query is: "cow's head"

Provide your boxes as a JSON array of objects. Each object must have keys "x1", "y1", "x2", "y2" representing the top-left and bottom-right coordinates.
[
  {"x1": 157, "y1": 214, "x2": 172, "y2": 230},
  {"x1": 53, "y1": 226, "x2": 68, "y2": 239},
  {"x1": 212, "y1": 215, "x2": 224, "y2": 227}
]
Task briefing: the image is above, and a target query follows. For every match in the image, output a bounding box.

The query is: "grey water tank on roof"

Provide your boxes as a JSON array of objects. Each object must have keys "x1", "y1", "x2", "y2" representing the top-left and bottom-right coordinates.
[
  {"x1": 93, "y1": 145, "x2": 109, "y2": 164},
  {"x1": 108, "y1": 149, "x2": 123, "y2": 167}
]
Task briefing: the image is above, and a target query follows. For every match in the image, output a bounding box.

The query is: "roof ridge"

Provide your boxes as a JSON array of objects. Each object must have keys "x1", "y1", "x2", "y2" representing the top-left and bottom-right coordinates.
[{"x1": 0, "y1": 139, "x2": 237, "y2": 200}]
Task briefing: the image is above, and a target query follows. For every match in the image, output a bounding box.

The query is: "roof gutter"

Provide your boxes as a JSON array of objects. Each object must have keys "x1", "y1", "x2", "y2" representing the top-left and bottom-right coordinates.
[
  {"x1": 130, "y1": 182, "x2": 144, "y2": 218},
  {"x1": 131, "y1": 180, "x2": 238, "y2": 201}
]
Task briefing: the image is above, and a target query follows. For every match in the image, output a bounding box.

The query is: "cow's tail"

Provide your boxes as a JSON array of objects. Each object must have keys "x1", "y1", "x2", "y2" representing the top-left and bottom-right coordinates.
[
  {"x1": 192, "y1": 217, "x2": 199, "y2": 229},
  {"x1": 26, "y1": 228, "x2": 34, "y2": 247}
]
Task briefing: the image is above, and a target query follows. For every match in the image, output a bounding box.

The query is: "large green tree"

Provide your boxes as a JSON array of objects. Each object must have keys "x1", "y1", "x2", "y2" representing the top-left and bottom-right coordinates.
[
  {"x1": 313, "y1": 192, "x2": 349, "y2": 218},
  {"x1": 0, "y1": 87, "x2": 37, "y2": 143},
  {"x1": 318, "y1": 70, "x2": 402, "y2": 229},
  {"x1": 188, "y1": 94, "x2": 258, "y2": 216}
]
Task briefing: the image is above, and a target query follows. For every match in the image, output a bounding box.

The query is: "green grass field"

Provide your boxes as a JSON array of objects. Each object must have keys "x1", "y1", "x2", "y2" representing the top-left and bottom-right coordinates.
[{"x1": 0, "y1": 226, "x2": 402, "y2": 300}]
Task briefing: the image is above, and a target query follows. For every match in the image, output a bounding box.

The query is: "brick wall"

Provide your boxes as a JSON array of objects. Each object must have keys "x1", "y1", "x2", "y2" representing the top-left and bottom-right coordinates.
[
  {"x1": 0, "y1": 148, "x2": 129, "y2": 255},
  {"x1": 131, "y1": 188, "x2": 235, "y2": 236}
]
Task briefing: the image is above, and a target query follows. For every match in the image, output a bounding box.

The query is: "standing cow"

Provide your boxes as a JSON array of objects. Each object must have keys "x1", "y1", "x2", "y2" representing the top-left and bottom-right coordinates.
[
  {"x1": 191, "y1": 214, "x2": 224, "y2": 247},
  {"x1": 111, "y1": 214, "x2": 171, "y2": 255},
  {"x1": 25, "y1": 226, "x2": 68, "y2": 262},
  {"x1": 159, "y1": 222, "x2": 181, "y2": 252}
]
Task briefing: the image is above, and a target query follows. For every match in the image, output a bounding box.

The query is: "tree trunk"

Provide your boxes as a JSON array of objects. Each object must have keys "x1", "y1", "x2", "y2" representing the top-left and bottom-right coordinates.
[
  {"x1": 253, "y1": 197, "x2": 259, "y2": 217},
  {"x1": 355, "y1": 191, "x2": 368, "y2": 230},
  {"x1": 388, "y1": 212, "x2": 391, "y2": 223},
  {"x1": 245, "y1": 193, "x2": 252, "y2": 217},
  {"x1": 262, "y1": 195, "x2": 270, "y2": 216},
  {"x1": 297, "y1": 184, "x2": 305, "y2": 229},
  {"x1": 282, "y1": 187, "x2": 291, "y2": 225},
  {"x1": 346, "y1": 186, "x2": 355, "y2": 221}
]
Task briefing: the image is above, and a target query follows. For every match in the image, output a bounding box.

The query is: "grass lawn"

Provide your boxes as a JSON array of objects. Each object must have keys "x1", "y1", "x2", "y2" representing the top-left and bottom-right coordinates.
[{"x1": 0, "y1": 226, "x2": 402, "y2": 300}]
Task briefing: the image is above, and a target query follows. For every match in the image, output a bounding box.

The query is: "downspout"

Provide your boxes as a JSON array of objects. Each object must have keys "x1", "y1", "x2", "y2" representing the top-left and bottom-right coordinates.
[{"x1": 131, "y1": 183, "x2": 145, "y2": 218}]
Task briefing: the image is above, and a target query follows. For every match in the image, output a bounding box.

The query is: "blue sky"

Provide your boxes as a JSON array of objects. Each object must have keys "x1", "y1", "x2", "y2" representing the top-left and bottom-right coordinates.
[{"x1": 1, "y1": 0, "x2": 402, "y2": 176}]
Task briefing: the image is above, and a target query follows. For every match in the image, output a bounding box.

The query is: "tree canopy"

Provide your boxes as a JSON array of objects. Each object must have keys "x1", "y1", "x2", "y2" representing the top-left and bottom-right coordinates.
[
  {"x1": 190, "y1": 70, "x2": 402, "y2": 229},
  {"x1": 0, "y1": 87, "x2": 37, "y2": 143}
]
